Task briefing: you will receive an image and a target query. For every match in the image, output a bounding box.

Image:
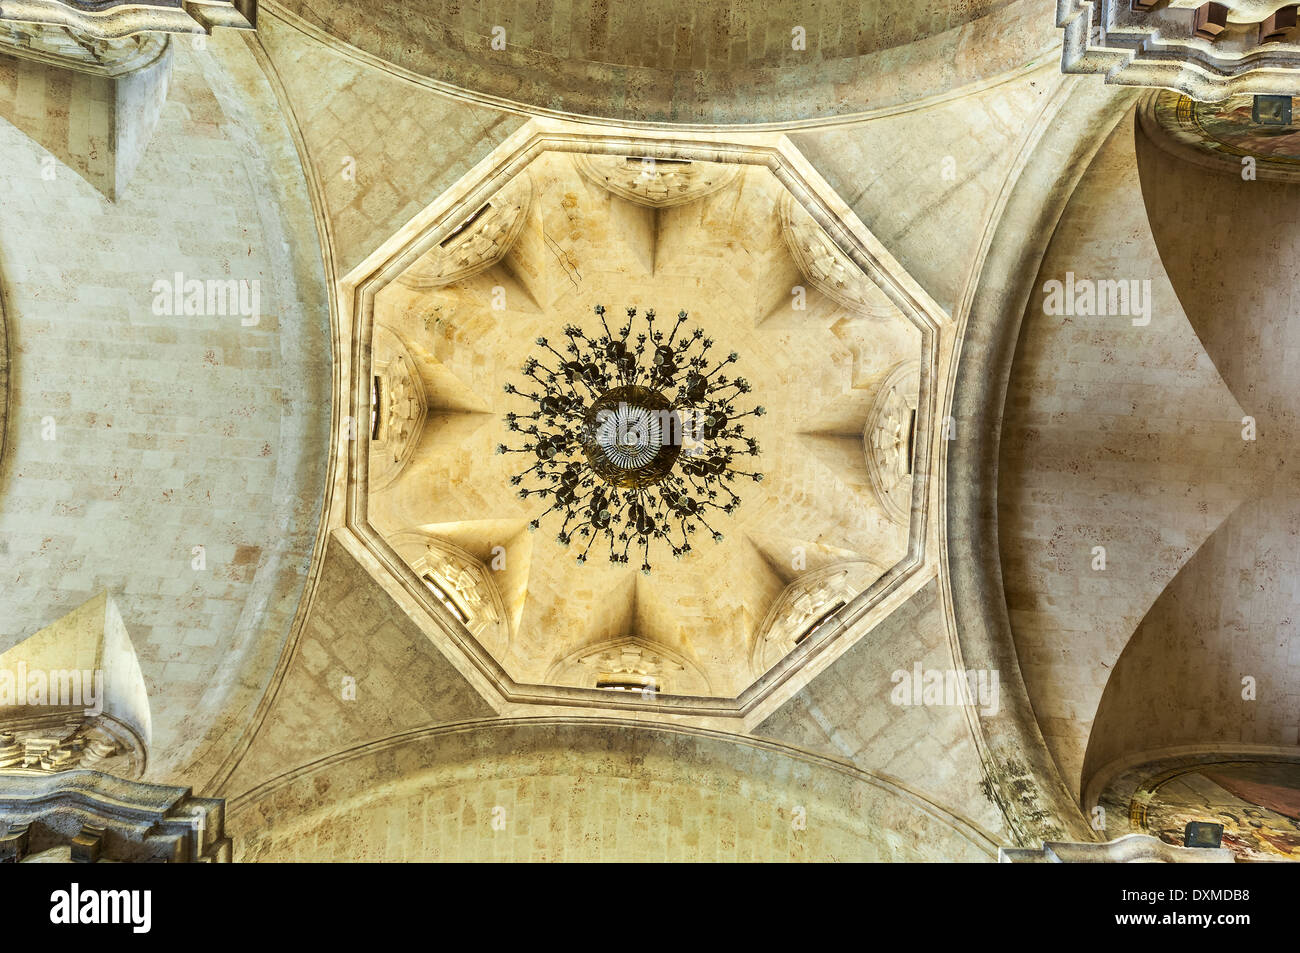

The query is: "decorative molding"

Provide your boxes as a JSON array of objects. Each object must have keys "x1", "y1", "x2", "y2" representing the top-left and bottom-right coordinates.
[
  {"x1": 0, "y1": 1, "x2": 255, "y2": 201},
  {"x1": 0, "y1": 1, "x2": 256, "y2": 40},
  {"x1": 779, "y1": 192, "x2": 899, "y2": 318},
  {"x1": 865, "y1": 361, "x2": 921, "y2": 525},
  {"x1": 999, "y1": 832, "x2": 1235, "y2": 862},
  {"x1": 751, "y1": 562, "x2": 882, "y2": 677},
  {"x1": 0, "y1": 16, "x2": 174, "y2": 201},
  {"x1": 387, "y1": 531, "x2": 509, "y2": 659},
  {"x1": 1058, "y1": 0, "x2": 1300, "y2": 99},
  {"x1": 0, "y1": 21, "x2": 168, "y2": 76},
  {"x1": 368, "y1": 325, "x2": 427, "y2": 491},
  {"x1": 0, "y1": 712, "x2": 144, "y2": 779},
  {"x1": 397, "y1": 174, "x2": 532, "y2": 290},
  {"x1": 573, "y1": 153, "x2": 740, "y2": 208},
  {"x1": 0, "y1": 769, "x2": 229, "y2": 862},
  {"x1": 547, "y1": 636, "x2": 711, "y2": 696},
  {"x1": 0, "y1": 592, "x2": 151, "y2": 778}
]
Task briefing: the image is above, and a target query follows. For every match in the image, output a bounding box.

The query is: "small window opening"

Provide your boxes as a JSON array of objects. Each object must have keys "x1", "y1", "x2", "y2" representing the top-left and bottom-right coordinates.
[
  {"x1": 624, "y1": 156, "x2": 691, "y2": 167},
  {"x1": 439, "y1": 202, "x2": 491, "y2": 247},
  {"x1": 596, "y1": 674, "x2": 658, "y2": 693},
  {"x1": 906, "y1": 408, "x2": 917, "y2": 475},
  {"x1": 793, "y1": 599, "x2": 847, "y2": 646},
  {"x1": 423, "y1": 573, "x2": 469, "y2": 624}
]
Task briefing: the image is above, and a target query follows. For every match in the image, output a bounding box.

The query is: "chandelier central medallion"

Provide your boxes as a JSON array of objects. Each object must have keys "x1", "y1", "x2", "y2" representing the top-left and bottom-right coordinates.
[{"x1": 499, "y1": 305, "x2": 764, "y2": 574}]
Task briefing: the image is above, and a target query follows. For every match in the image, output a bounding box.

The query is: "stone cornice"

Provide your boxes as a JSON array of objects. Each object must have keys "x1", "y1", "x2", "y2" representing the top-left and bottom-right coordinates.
[
  {"x1": 0, "y1": 768, "x2": 230, "y2": 862},
  {"x1": 1058, "y1": 0, "x2": 1300, "y2": 98},
  {"x1": 0, "y1": 1, "x2": 255, "y2": 39},
  {"x1": 1000, "y1": 832, "x2": 1235, "y2": 861}
]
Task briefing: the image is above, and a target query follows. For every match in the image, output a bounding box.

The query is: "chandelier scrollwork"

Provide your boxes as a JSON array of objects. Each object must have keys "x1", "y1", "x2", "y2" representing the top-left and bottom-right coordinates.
[{"x1": 497, "y1": 305, "x2": 764, "y2": 574}]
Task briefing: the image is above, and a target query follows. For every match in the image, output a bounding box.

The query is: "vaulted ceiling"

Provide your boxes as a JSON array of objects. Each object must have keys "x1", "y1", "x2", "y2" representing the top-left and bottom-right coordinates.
[
  {"x1": 2, "y1": 0, "x2": 1298, "y2": 862},
  {"x1": 267, "y1": 0, "x2": 1046, "y2": 122},
  {"x1": 364, "y1": 151, "x2": 922, "y2": 697}
]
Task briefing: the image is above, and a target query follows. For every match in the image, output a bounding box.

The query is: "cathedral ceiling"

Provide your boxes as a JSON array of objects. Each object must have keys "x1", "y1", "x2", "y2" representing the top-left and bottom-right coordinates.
[
  {"x1": 343, "y1": 125, "x2": 944, "y2": 714},
  {"x1": 9, "y1": 0, "x2": 1298, "y2": 862},
  {"x1": 261, "y1": 0, "x2": 1055, "y2": 124},
  {"x1": 1083, "y1": 115, "x2": 1300, "y2": 786},
  {"x1": 997, "y1": 109, "x2": 1249, "y2": 799},
  {"x1": 0, "y1": 33, "x2": 331, "y2": 788},
  {"x1": 996, "y1": 93, "x2": 1300, "y2": 819}
]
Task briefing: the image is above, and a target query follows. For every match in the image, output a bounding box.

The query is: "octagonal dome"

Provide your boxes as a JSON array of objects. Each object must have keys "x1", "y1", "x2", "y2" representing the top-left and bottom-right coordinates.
[{"x1": 342, "y1": 122, "x2": 939, "y2": 713}]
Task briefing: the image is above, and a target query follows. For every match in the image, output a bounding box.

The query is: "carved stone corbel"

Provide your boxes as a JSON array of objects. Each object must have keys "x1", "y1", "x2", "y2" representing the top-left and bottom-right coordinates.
[
  {"x1": 864, "y1": 361, "x2": 921, "y2": 525},
  {"x1": 779, "y1": 192, "x2": 899, "y2": 318},
  {"x1": 398, "y1": 175, "x2": 533, "y2": 289},
  {"x1": 0, "y1": 1, "x2": 255, "y2": 39},
  {"x1": 1059, "y1": 0, "x2": 1300, "y2": 100},
  {"x1": 386, "y1": 531, "x2": 510, "y2": 658},
  {"x1": 0, "y1": 2, "x2": 255, "y2": 200},
  {"x1": 547, "y1": 635, "x2": 711, "y2": 696},
  {"x1": 368, "y1": 326, "x2": 429, "y2": 491},
  {"x1": 750, "y1": 561, "x2": 882, "y2": 677},
  {"x1": 573, "y1": 153, "x2": 740, "y2": 208},
  {"x1": 0, "y1": 770, "x2": 230, "y2": 862},
  {"x1": 0, "y1": 591, "x2": 152, "y2": 779}
]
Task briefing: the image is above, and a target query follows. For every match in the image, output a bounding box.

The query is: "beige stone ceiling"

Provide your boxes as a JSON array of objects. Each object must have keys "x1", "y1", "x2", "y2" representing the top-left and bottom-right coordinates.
[
  {"x1": 0, "y1": 35, "x2": 331, "y2": 787},
  {"x1": 263, "y1": 0, "x2": 1050, "y2": 124},
  {"x1": 21, "y1": 0, "x2": 1298, "y2": 857},
  {"x1": 998, "y1": 104, "x2": 1300, "y2": 806},
  {"x1": 1084, "y1": 121, "x2": 1300, "y2": 781},
  {"x1": 998, "y1": 110, "x2": 1246, "y2": 797},
  {"x1": 366, "y1": 152, "x2": 921, "y2": 697}
]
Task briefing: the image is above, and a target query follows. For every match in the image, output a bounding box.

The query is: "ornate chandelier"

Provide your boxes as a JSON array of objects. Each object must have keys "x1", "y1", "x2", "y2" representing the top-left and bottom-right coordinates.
[{"x1": 498, "y1": 305, "x2": 764, "y2": 574}]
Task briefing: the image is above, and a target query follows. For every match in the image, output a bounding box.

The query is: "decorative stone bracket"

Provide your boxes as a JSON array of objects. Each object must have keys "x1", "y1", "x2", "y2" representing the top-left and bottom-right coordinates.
[
  {"x1": 387, "y1": 531, "x2": 510, "y2": 659},
  {"x1": 1000, "y1": 832, "x2": 1235, "y2": 862},
  {"x1": 0, "y1": 769, "x2": 229, "y2": 862},
  {"x1": 1059, "y1": 0, "x2": 1300, "y2": 99},
  {"x1": 398, "y1": 174, "x2": 533, "y2": 290},
  {"x1": 574, "y1": 152, "x2": 740, "y2": 208},
  {"x1": 865, "y1": 361, "x2": 921, "y2": 525},
  {"x1": 779, "y1": 192, "x2": 901, "y2": 319},
  {"x1": 0, "y1": 1, "x2": 255, "y2": 39},
  {"x1": 0, "y1": 2, "x2": 256, "y2": 200},
  {"x1": 547, "y1": 635, "x2": 711, "y2": 696},
  {"x1": 0, "y1": 592, "x2": 152, "y2": 779},
  {"x1": 750, "y1": 562, "x2": 882, "y2": 678},
  {"x1": 368, "y1": 325, "x2": 429, "y2": 491}
]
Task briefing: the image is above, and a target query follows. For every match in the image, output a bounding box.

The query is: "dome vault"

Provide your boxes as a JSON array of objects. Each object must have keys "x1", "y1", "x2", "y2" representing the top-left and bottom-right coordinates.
[{"x1": 337, "y1": 119, "x2": 945, "y2": 724}]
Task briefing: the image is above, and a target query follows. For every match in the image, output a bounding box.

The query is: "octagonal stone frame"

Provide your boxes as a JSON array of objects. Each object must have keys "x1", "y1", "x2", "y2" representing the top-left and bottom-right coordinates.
[{"x1": 336, "y1": 118, "x2": 945, "y2": 728}]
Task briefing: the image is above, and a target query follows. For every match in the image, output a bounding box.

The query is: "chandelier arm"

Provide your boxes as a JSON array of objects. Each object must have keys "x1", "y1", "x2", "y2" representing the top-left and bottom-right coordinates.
[
  {"x1": 504, "y1": 304, "x2": 763, "y2": 573},
  {"x1": 665, "y1": 310, "x2": 688, "y2": 346}
]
